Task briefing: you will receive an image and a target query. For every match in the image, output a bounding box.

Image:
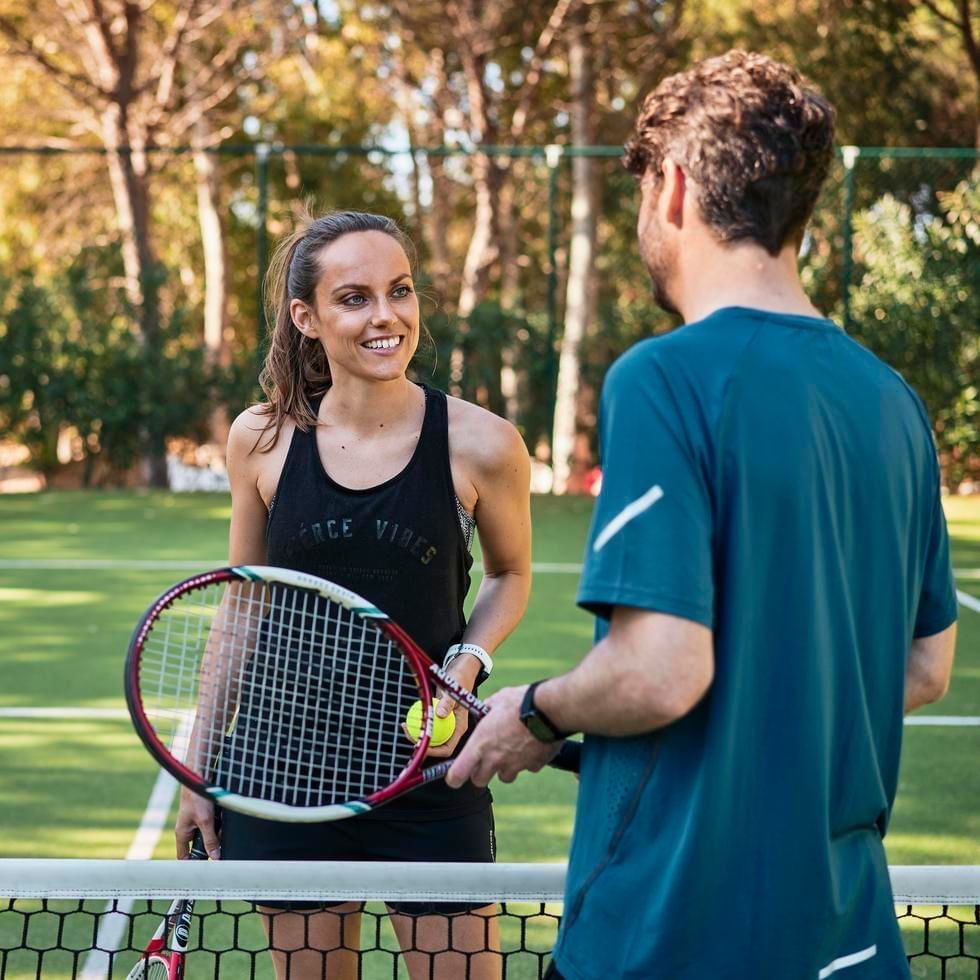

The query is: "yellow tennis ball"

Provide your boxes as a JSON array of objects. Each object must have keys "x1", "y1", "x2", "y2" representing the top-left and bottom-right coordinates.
[{"x1": 405, "y1": 699, "x2": 456, "y2": 746}]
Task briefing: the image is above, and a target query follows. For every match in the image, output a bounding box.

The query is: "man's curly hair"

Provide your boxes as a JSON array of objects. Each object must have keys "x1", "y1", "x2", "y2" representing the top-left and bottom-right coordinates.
[{"x1": 624, "y1": 51, "x2": 836, "y2": 255}]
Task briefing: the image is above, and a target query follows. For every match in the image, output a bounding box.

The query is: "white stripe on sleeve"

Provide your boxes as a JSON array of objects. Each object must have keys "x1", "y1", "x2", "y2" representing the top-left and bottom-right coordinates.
[
  {"x1": 592, "y1": 484, "x2": 664, "y2": 553},
  {"x1": 817, "y1": 944, "x2": 877, "y2": 978}
]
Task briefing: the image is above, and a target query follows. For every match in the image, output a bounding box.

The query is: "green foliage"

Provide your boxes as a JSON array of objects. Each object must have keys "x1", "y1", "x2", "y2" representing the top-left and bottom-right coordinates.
[
  {"x1": 0, "y1": 249, "x2": 227, "y2": 482},
  {"x1": 847, "y1": 180, "x2": 980, "y2": 484},
  {"x1": 0, "y1": 272, "x2": 69, "y2": 472},
  {"x1": 416, "y1": 300, "x2": 554, "y2": 445}
]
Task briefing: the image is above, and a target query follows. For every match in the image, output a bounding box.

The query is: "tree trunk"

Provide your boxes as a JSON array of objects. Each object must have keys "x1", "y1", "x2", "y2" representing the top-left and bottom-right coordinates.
[
  {"x1": 100, "y1": 103, "x2": 168, "y2": 487},
  {"x1": 497, "y1": 166, "x2": 521, "y2": 423},
  {"x1": 193, "y1": 117, "x2": 231, "y2": 453},
  {"x1": 551, "y1": 12, "x2": 595, "y2": 495},
  {"x1": 101, "y1": 105, "x2": 156, "y2": 330},
  {"x1": 424, "y1": 153, "x2": 454, "y2": 302},
  {"x1": 451, "y1": 152, "x2": 501, "y2": 394},
  {"x1": 456, "y1": 154, "x2": 501, "y2": 319}
]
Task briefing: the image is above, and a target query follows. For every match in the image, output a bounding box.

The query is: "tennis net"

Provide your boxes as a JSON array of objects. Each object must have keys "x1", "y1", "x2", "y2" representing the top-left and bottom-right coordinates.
[{"x1": 0, "y1": 861, "x2": 977, "y2": 978}]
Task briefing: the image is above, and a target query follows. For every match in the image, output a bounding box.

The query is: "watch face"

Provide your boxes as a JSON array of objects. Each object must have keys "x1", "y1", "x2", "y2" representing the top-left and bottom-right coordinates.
[
  {"x1": 524, "y1": 712, "x2": 559, "y2": 743},
  {"x1": 520, "y1": 683, "x2": 560, "y2": 742}
]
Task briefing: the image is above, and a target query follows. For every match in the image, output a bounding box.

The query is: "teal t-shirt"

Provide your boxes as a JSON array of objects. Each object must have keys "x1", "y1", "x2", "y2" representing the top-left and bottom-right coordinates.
[{"x1": 553, "y1": 307, "x2": 958, "y2": 980}]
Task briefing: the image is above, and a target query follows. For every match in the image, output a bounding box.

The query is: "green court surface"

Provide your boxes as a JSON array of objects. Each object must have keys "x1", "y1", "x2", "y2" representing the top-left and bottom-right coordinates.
[
  {"x1": 0, "y1": 492, "x2": 977, "y2": 977},
  {"x1": 0, "y1": 490, "x2": 977, "y2": 863}
]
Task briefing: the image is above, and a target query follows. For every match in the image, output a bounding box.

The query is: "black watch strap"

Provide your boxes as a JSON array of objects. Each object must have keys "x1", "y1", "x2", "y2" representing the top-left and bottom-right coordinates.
[{"x1": 520, "y1": 680, "x2": 567, "y2": 743}]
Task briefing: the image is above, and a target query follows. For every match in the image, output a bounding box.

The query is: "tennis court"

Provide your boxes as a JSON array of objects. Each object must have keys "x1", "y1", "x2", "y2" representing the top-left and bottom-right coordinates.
[{"x1": 0, "y1": 491, "x2": 977, "y2": 976}]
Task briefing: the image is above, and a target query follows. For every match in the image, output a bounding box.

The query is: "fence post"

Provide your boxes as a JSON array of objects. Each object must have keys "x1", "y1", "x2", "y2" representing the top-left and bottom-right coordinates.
[
  {"x1": 544, "y1": 143, "x2": 563, "y2": 452},
  {"x1": 255, "y1": 142, "x2": 270, "y2": 366},
  {"x1": 840, "y1": 145, "x2": 859, "y2": 331}
]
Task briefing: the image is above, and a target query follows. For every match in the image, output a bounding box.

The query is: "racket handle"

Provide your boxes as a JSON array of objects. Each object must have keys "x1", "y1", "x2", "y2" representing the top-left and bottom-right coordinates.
[
  {"x1": 423, "y1": 738, "x2": 582, "y2": 784},
  {"x1": 188, "y1": 830, "x2": 209, "y2": 861},
  {"x1": 551, "y1": 739, "x2": 582, "y2": 774}
]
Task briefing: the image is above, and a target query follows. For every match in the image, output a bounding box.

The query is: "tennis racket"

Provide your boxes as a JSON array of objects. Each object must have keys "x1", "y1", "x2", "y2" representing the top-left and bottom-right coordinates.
[
  {"x1": 125, "y1": 565, "x2": 579, "y2": 822},
  {"x1": 125, "y1": 833, "x2": 207, "y2": 979}
]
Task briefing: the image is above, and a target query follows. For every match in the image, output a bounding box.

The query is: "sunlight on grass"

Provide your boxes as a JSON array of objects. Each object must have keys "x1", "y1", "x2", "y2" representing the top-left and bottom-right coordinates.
[
  {"x1": 0, "y1": 588, "x2": 103, "y2": 605},
  {"x1": 0, "y1": 492, "x2": 976, "y2": 880},
  {"x1": 887, "y1": 832, "x2": 980, "y2": 865}
]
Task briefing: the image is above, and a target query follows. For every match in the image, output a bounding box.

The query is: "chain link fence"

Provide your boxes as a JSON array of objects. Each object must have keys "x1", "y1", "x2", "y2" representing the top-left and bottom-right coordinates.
[{"x1": 0, "y1": 143, "x2": 976, "y2": 484}]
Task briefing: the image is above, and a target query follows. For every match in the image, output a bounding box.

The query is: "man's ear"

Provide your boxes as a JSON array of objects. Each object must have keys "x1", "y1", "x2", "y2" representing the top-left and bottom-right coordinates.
[
  {"x1": 660, "y1": 158, "x2": 686, "y2": 228},
  {"x1": 290, "y1": 298, "x2": 317, "y2": 338}
]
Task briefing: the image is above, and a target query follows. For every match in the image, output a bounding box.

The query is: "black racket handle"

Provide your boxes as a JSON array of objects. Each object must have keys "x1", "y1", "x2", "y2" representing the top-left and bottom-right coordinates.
[
  {"x1": 188, "y1": 829, "x2": 209, "y2": 861},
  {"x1": 424, "y1": 737, "x2": 581, "y2": 785},
  {"x1": 551, "y1": 739, "x2": 582, "y2": 774}
]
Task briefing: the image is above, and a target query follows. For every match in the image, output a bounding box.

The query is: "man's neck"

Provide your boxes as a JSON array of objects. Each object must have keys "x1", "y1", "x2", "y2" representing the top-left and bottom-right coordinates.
[{"x1": 674, "y1": 241, "x2": 825, "y2": 325}]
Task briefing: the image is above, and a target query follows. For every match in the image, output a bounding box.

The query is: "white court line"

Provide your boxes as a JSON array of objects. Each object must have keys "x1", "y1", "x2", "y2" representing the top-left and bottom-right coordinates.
[
  {"x1": 0, "y1": 559, "x2": 586, "y2": 573},
  {"x1": 3, "y1": 705, "x2": 975, "y2": 727},
  {"x1": 905, "y1": 715, "x2": 980, "y2": 726},
  {"x1": 0, "y1": 707, "x2": 129, "y2": 719},
  {"x1": 0, "y1": 558, "x2": 222, "y2": 570},
  {"x1": 77, "y1": 718, "x2": 187, "y2": 980},
  {"x1": 2, "y1": 557, "x2": 980, "y2": 582},
  {"x1": 957, "y1": 589, "x2": 980, "y2": 614}
]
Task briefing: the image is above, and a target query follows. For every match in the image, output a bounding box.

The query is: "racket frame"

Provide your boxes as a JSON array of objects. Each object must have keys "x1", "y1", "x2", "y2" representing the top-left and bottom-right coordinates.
[
  {"x1": 126, "y1": 565, "x2": 569, "y2": 823},
  {"x1": 125, "y1": 835, "x2": 207, "y2": 979}
]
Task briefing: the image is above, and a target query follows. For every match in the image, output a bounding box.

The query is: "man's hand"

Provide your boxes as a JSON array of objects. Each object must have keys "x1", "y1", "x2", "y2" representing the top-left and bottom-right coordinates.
[{"x1": 446, "y1": 685, "x2": 561, "y2": 788}]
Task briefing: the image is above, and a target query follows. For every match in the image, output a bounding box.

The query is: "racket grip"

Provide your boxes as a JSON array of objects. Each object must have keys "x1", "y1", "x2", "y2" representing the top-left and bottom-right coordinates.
[
  {"x1": 189, "y1": 829, "x2": 209, "y2": 861},
  {"x1": 551, "y1": 739, "x2": 582, "y2": 774},
  {"x1": 426, "y1": 740, "x2": 582, "y2": 783}
]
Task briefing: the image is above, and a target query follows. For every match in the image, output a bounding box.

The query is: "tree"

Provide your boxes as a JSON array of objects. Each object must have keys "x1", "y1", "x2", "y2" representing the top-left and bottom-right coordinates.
[
  {"x1": 550, "y1": 0, "x2": 688, "y2": 491},
  {"x1": 847, "y1": 180, "x2": 980, "y2": 483},
  {"x1": 364, "y1": 0, "x2": 574, "y2": 406},
  {"x1": 551, "y1": 4, "x2": 595, "y2": 494},
  {"x1": 917, "y1": 0, "x2": 980, "y2": 148},
  {"x1": 0, "y1": 0, "x2": 263, "y2": 483}
]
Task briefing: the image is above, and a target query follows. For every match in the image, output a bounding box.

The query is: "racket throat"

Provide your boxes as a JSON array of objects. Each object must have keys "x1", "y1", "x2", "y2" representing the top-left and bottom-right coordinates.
[{"x1": 430, "y1": 665, "x2": 488, "y2": 716}]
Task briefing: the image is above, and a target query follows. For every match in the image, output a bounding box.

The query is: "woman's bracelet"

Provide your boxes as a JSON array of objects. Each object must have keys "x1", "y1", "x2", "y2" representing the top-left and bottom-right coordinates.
[{"x1": 443, "y1": 642, "x2": 493, "y2": 685}]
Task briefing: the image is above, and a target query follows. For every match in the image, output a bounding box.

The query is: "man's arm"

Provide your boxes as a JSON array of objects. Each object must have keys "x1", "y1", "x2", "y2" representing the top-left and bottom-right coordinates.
[
  {"x1": 446, "y1": 607, "x2": 712, "y2": 788},
  {"x1": 905, "y1": 622, "x2": 956, "y2": 714},
  {"x1": 537, "y1": 607, "x2": 712, "y2": 736}
]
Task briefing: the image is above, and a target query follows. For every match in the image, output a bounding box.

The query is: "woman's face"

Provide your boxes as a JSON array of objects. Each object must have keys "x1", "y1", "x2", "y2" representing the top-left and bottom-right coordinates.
[{"x1": 292, "y1": 230, "x2": 420, "y2": 384}]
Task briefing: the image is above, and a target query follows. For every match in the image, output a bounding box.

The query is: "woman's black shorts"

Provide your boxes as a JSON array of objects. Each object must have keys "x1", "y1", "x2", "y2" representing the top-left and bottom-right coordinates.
[{"x1": 219, "y1": 805, "x2": 496, "y2": 915}]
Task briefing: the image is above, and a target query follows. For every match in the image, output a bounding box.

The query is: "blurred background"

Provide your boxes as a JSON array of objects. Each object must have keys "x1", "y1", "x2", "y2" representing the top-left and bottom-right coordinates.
[
  {"x1": 0, "y1": 6, "x2": 977, "y2": 976},
  {"x1": 0, "y1": 0, "x2": 976, "y2": 496}
]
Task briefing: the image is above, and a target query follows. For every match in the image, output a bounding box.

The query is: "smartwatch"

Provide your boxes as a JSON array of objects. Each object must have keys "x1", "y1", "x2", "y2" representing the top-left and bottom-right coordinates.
[
  {"x1": 443, "y1": 643, "x2": 493, "y2": 685},
  {"x1": 519, "y1": 680, "x2": 567, "y2": 743}
]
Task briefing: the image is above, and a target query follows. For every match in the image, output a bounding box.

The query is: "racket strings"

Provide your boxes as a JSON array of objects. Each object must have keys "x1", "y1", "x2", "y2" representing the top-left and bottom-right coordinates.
[{"x1": 138, "y1": 580, "x2": 422, "y2": 808}]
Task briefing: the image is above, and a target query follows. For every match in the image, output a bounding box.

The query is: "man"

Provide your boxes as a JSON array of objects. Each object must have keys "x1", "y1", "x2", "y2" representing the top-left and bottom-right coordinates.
[{"x1": 448, "y1": 50, "x2": 958, "y2": 979}]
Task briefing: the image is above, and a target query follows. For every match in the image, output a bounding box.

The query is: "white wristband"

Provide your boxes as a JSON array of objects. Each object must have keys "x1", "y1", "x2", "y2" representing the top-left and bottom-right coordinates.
[{"x1": 443, "y1": 643, "x2": 493, "y2": 684}]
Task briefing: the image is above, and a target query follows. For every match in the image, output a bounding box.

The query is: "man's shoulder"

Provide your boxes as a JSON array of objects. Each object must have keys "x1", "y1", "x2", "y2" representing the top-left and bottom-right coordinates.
[
  {"x1": 602, "y1": 324, "x2": 734, "y2": 413},
  {"x1": 608, "y1": 314, "x2": 755, "y2": 379},
  {"x1": 605, "y1": 330, "x2": 689, "y2": 389}
]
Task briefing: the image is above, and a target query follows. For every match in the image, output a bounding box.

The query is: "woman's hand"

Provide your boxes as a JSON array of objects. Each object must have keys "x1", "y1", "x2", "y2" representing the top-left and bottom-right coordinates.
[
  {"x1": 422, "y1": 697, "x2": 470, "y2": 759},
  {"x1": 422, "y1": 652, "x2": 483, "y2": 759},
  {"x1": 175, "y1": 786, "x2": 220, "y2": 860}
]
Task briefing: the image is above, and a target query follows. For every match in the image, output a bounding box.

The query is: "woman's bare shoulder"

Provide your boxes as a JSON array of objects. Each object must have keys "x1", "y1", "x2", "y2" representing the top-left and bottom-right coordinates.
[
  {"x1": 445, "y1": 395, "x2": 528, "y2": 473},
  {"x1": 228, "y1": 406, "x2": 297, "y2": 470}
]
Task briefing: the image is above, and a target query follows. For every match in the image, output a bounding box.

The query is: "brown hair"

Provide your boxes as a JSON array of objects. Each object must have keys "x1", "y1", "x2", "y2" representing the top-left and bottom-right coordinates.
[
  {"x1": 256, "y1": 210, "x2": 418, "y2": 450},
  {"x1": 624, "y1": 50, "x2": 836, "y2": 255}
]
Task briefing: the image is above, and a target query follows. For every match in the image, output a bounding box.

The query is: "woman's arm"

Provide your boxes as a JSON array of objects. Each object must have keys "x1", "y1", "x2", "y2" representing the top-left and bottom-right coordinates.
[
  {"x1": 448, "y1": 400, "x2": 532, "y2": 692},
  {"x1": 175, "y1": 408, "x2": 271, "y2": 859},
  {"x1": 226, "y1": 408, "x2": 274, "y2": 566}
]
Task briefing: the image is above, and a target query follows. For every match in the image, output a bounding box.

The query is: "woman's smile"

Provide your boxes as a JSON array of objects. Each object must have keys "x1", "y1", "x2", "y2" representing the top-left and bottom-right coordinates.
[{"x1": 361, "y1": 334, "x2": 405, "y2": 353}]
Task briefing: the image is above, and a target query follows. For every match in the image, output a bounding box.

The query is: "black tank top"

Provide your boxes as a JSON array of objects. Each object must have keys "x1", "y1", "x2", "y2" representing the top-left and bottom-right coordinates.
[{"x1": 266, "y1": 384, "x2": 490, "y2": 818}]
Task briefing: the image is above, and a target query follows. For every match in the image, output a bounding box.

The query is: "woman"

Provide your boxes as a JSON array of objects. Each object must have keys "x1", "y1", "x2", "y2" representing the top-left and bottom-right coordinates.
[{"x1": 175, "y1": 211, "x2": 531, "y2": 980}]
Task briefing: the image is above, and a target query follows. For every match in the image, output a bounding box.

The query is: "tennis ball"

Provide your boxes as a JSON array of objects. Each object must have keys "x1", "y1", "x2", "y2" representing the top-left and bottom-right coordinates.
[{"x1": 405, "y1": 699, "x2": 456, "y2": 746}]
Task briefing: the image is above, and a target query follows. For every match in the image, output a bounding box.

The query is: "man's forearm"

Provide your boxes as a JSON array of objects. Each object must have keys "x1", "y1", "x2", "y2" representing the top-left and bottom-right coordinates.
[
  {"x1": 904, "y1": 625, "x2": 956, "y2": 714},
  {"x1": 534, "y1": 611, "x2": 713, "y2": 736}
]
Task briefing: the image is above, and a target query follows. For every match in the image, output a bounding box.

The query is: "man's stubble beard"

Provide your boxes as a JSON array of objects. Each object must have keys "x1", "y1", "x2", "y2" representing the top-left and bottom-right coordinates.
[{"x1": 641, "y1": 231, "x2": 680, "y2": 318}]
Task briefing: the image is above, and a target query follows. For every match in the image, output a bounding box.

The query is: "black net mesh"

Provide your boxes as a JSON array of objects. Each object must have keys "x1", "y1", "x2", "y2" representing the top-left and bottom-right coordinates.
[{"x1": 1, "y1": 893, "x2": 978, "y2": 978}]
